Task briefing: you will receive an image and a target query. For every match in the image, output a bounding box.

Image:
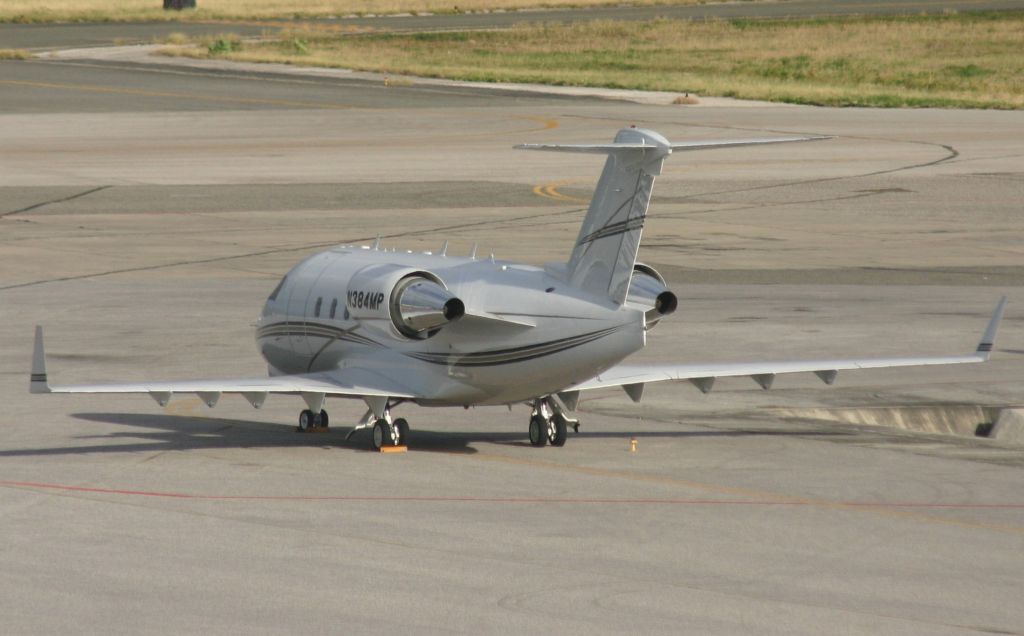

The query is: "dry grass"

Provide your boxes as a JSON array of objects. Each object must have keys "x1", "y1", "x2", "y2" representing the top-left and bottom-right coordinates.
[
  {"x1": 169, "y1": 12, "x2": 1024, "y2": 108},
  {"x1": 0, "y1": 49, "x2": 32, "y2": 59},
  {"x1": 0, "y1": 0, "x2": 711, "y2": 22}
]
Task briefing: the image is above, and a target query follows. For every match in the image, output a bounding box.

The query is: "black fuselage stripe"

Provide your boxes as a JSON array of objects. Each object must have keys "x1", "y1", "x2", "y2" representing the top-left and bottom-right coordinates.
[
  {"x1": 405, "y1": 326, "x2": 621, "y2": 363},
  {"x1": 407, "y1": 328, "x2": 620, "y2": 367},
  {"x1": 257, "y1": 321, "x2": 379, "y2": 347},
  {"x1": 258, "y1": 321, "x2": 624, "y2": 367}
]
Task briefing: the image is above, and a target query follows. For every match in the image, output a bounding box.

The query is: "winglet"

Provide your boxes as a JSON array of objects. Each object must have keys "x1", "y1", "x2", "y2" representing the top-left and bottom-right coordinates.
[
  {"x1": 30, "y1": 326, "x2": 51, "y2": 394},
  {"x1": 975, "y1": 296, "x2": 1007, "y2": 360}
]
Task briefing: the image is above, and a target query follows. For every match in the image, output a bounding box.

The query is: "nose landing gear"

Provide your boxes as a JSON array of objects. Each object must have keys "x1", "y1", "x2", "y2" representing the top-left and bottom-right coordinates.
[{"x1": 528, "y1": 397, "x2": 577, "y2": 447}]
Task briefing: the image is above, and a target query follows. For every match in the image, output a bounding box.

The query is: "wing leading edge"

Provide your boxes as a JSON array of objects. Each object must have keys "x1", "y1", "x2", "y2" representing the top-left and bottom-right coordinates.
[
  {"x1": 29, "y1": 326, "x2": 417, "y2": 413},
  {"x1": 568, "y1": 297, "x2": 1007, "y2": 400}
]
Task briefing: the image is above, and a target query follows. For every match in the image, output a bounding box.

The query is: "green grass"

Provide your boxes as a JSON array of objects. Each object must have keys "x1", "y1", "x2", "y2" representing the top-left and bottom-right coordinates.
[
  {"x1": 0, "y1": 49, "x2": 32, "y2": 59},
  {"x1": 167, "y1": 11, "x2": 1024, "y2": 109},
  {"x1": 0, "y1": 0, "x2": 713, "y2": 23}
]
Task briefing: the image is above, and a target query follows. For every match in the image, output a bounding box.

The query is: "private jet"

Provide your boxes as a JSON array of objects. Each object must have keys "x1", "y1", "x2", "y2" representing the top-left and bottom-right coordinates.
[{"x1": 30, "y1": 128, "x2": 1007, "y2": 450}]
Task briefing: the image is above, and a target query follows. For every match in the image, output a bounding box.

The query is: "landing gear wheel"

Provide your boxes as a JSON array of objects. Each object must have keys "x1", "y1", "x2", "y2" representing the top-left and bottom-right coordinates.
[
  {"x1": 528, "y1": 414, "x2": 547, "y2": 447},
  {"x1": 371, "y1": 419, "x2": 391, "y2": 451},
  {"x1": 549, "y1": 413, "x2": 568, "y2": 447},
  {"x1": 298, "y1": 409, "x2": 313, "y2": 431},
  {"x1": 393, "y1": 418, "x2": 409, "y2": 446},
  {"x1": 318, "y1": 410, "x2": 329, "y2": 428}
]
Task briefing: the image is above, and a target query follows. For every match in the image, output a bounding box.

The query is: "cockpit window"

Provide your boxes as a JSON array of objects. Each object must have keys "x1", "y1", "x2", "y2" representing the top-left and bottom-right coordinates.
[
  {"x1": 267, "y1": 276, "x2": 287, "y2": 301},
  {"x1": 329, "y1": 299, "x2": 338, "y2": 319}
]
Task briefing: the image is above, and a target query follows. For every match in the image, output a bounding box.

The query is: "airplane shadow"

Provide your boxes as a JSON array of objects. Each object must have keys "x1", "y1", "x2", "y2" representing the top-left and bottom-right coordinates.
[{"x1": 0, "y1": 411, "x2": 850, "y2": 458}]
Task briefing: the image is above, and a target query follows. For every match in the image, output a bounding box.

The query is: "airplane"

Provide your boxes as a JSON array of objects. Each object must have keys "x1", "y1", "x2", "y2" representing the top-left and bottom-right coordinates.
[{"x1": 30, "y1": 127, "x2": 1007, "y2": 451}]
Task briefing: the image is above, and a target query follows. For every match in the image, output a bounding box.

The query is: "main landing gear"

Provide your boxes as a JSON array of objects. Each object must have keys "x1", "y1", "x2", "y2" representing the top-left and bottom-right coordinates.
[
  {"x1": 345, "y1": 402, "x2": 409, "y2": 451},
  {"x1": 528, "y1": 397, "x2": 578, "y2": 448},
  {"x1": 297, "y1": 409, "x2": 329, "y2": 431}
]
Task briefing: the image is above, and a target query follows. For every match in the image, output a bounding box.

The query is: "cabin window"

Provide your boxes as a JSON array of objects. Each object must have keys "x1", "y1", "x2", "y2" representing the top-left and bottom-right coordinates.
[
  {"x1": 267, "y1": 276, "x2": 287, "y2": 301},
  {"x1": 314, "y1": 297, "x2": 322, "y2": 317},
  {"x1": 329, "y1": 298, "x2": 338, "y2": 319}
]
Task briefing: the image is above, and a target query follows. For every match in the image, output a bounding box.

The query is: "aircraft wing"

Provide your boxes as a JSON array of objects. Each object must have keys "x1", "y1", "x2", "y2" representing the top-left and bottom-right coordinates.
[
  {"x1": 567, "y1": 297, "x2": 1007, "y2": 399},
  {"x1": 29, "y1": 326, "x2": 417, "y2": 411}
]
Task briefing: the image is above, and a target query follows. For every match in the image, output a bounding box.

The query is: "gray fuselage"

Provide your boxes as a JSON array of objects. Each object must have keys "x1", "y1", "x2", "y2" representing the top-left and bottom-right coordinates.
[{"x1": 255, "y1": 247, "x2": 646, "y2": 406}]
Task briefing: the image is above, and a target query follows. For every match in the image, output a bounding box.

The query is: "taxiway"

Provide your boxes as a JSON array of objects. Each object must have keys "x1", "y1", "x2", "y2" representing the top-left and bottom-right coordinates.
[{"x1": 1, "y1": 35, "x2": 1022, "y2": 634}]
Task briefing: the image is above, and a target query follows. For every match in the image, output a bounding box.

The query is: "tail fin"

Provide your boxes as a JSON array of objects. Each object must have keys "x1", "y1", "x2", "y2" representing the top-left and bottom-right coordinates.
[
  {"x1": 518, "y1": 128, "x2": 829, "y2": 304},
  {"x1": 521, "y1": 128, "x2": 670, "y2": 303}
]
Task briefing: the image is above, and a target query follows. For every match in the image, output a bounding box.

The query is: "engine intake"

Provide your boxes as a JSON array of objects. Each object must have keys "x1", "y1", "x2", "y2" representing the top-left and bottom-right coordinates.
[
  {"x1": 627, "y1": 264, "x2": 677, "y2": 329},
  {"x1": 391, "y1": 276, "x2": 465, "y2": 337}
]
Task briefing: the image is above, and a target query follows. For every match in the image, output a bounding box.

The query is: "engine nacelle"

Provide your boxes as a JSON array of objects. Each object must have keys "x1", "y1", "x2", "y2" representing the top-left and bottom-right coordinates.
[
  {"x1": 346, "y1": 264, "x2": 464, "y2": 338},
  {"x1": 390, "y1": 276, "x2": 465, "y2": 337},
  {"x1": 627, "y1": 263, "x2": 677, "y2": 329}
]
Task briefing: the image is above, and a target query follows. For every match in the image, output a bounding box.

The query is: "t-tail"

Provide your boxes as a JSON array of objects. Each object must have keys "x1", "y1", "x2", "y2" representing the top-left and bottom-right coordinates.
[{"x1": 517, "y1": 127, "x2": 830, "y2": 304}]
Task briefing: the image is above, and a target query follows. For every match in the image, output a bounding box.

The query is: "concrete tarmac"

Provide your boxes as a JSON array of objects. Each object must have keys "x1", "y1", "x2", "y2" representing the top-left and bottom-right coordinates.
[{"x1": 1, "y1": 48, "x2": 1023, "y2": 634}]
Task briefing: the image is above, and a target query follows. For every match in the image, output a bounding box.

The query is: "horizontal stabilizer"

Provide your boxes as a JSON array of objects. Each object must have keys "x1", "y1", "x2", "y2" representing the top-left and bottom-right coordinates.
[
  {"x1": 516, "y1": 134, "x2": 829, "y2": 155},
  {"x1": 516, "y1": 142, "x2": 670, "y2": 155},
  {"x1": 671, "y1": 135, "x2": 830, "y2": 152}
]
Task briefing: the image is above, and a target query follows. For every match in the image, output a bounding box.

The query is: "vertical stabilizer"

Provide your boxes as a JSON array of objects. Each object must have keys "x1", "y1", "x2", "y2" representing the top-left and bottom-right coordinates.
[
  {"x1": 516, "y1": 128, "x2": 829, "y2": 304},
  {"x1": 519, "y1": 128, "x2": 671, "y2": 304},
  {"x1": 570, "y1": 129, "x2": 670, "y2": 303}
]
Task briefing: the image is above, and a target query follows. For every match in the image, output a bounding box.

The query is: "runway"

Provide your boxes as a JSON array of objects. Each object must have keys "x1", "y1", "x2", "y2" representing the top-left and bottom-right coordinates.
[{"x1": 1, "y1": 38, "x2": 1023, "y2": 634}]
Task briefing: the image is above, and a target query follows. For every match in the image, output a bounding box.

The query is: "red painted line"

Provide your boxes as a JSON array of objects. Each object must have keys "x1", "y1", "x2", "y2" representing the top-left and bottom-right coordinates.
[{"x1": 2, "y1": 480, "x2": 1024, "y2": 509}]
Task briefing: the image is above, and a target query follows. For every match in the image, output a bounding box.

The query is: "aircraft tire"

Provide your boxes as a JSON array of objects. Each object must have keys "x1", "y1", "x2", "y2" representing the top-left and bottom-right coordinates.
[
  {"x1": 549, "y1": 414, "x2": 568, "y2": 447},
  {"x1": 394, "y1": 418, "x2": 409, "y2": 445},
  {"x1": 318, "y1": 410, "x2": 329, "y2": 428},
  {"x1": 298, "y1": 409, "x2": 313, "y2": 431},
  {"x1": 528, "y1": 414, "x2": 547, "y2": 447},
  {"x1": 371, "y1": 419, "x2": 389, "y2": 450}
]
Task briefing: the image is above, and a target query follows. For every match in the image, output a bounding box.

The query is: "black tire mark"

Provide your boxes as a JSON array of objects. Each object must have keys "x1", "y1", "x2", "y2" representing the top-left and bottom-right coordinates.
[{"x1": 0, "y1": 185, "x2": 112, "y2": 219}]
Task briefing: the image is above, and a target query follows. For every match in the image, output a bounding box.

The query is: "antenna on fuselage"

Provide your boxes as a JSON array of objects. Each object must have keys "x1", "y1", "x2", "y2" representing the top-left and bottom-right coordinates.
[
  {"x1": 469, "y1": 243, "x2": 478, "y2": 259},
  {"x1": 372, "y1": 235, "x2": 381, "y2": 250},
  {"x1": 440, "y1": 240, "x2": 448, "y2": 256}
]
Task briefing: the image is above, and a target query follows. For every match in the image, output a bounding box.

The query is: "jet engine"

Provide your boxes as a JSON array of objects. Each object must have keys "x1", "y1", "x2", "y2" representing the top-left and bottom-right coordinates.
[
  {"x1": 390, "y1": 275, "x2": 465, "y2": 338},
  {"x1": 626, "y1": 264, "x2": 678, "y2": 329},
  {"x1": 346, "y1": 265, "x2": 466, "y2": 339}
]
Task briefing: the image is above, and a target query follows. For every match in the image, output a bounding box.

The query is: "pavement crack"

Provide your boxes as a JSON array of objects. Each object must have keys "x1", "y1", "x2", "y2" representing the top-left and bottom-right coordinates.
[
  {"x1": 0, "y1": 185, "x2": 111, "y2": 219},
  {"x1": 674, "y1": 140, "x2": 959, "y2": 202}
]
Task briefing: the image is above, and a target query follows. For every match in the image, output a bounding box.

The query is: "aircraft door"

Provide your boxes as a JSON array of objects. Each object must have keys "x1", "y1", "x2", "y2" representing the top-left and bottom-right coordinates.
[{"x1": 284, "y1": 253, "x2": 332, "y2": 357}]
